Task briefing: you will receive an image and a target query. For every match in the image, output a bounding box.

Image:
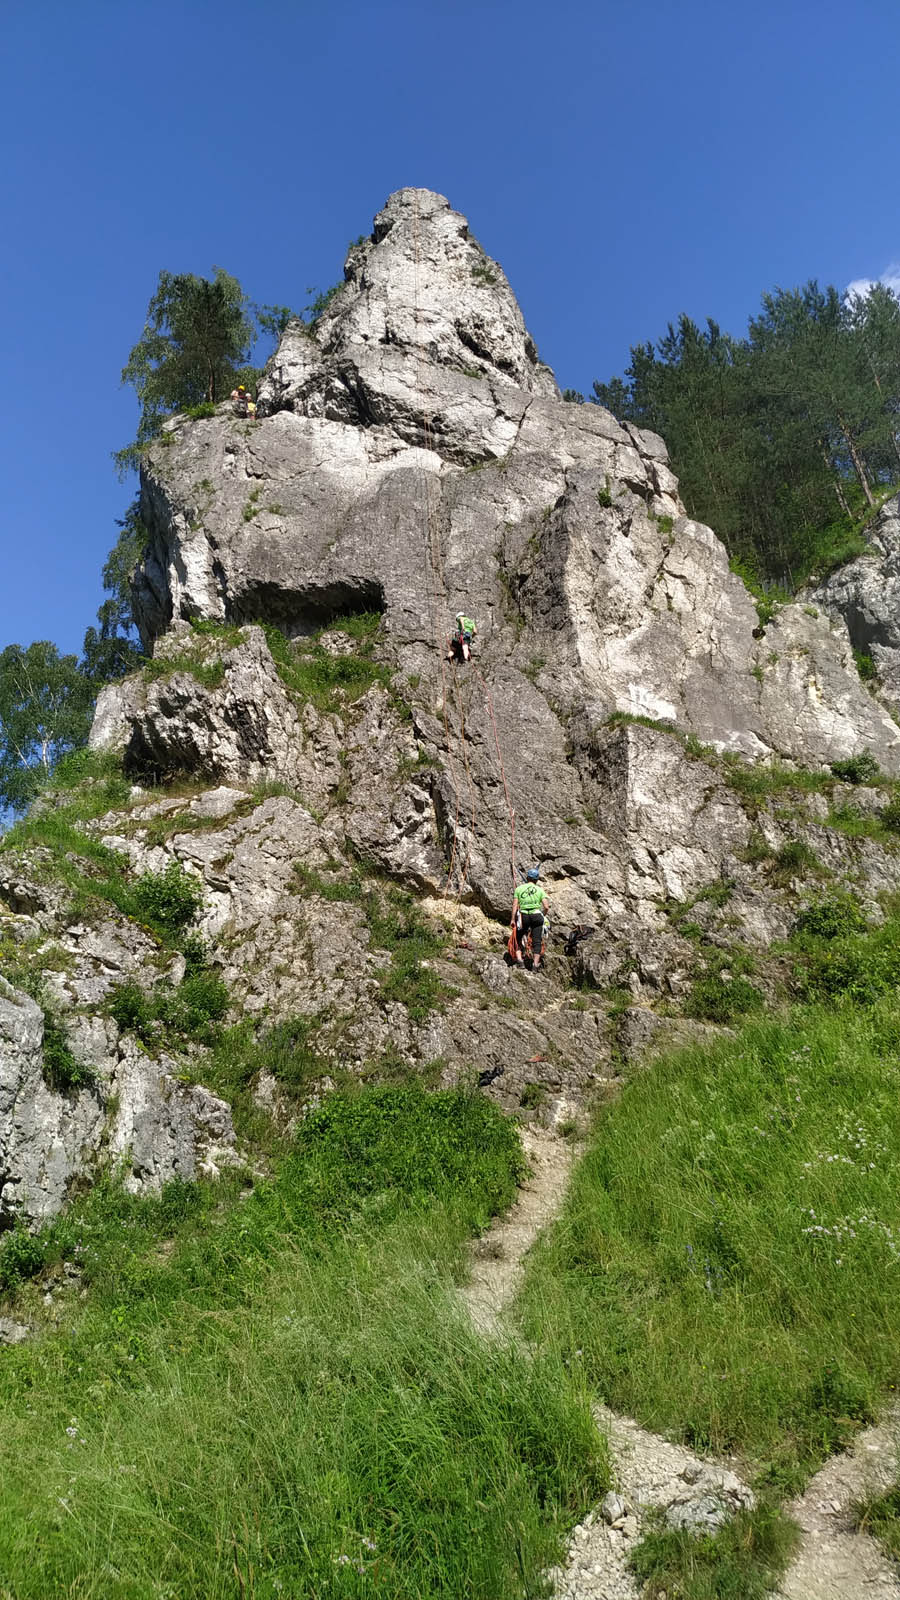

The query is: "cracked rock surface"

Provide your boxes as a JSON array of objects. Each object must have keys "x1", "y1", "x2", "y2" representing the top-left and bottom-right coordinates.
[{"x1": 8, "y1": 186, "x2": 900, "y2": 1226}]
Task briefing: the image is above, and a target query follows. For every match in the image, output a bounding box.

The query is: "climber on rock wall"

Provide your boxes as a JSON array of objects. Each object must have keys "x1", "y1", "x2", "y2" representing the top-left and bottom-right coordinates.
[
  {"x1": 448, "y1": 612, "x2": 477, "y2": 662},
  {"x1": 510, "y1": 867, "x2": 549, "y2": 970}
]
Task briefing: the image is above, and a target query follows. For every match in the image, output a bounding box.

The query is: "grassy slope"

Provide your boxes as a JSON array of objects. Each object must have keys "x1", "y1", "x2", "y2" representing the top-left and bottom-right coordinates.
[
  {"x1": 0, "y1": 1087, "x2": 607, "y2": 1600},
  {"x1": 520, "y1": 999, "x2": 900, "y2": 1495}
]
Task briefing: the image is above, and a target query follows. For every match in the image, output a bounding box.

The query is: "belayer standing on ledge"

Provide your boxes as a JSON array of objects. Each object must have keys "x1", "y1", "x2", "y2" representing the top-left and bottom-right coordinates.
[
  {"x1": 448, "y1": 612, "x2": 477, "y2": 662},
  {"x1": 511, "y1": 867, "x2": 549, "y2": 971},
  {"x1": 231, "y1": 384, "x2": 256, "y2": 418}
]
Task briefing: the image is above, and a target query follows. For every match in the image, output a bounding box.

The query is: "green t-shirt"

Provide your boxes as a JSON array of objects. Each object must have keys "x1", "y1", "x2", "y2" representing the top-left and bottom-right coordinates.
[
  {"x1": 456, "y1": 616, "x2": 476, "y2": 634},
  {"x1": 514, "y1": 881, "x2": 546, "y2": 914}
]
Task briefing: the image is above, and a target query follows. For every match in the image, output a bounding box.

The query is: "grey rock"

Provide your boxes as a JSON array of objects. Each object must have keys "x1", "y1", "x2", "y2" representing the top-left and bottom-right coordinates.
[
  {"x1": 601, "y1": 1492, "x2": 627, "y2": 1524},
  {"x1": 91, "y1": 627, "x2": 307, "y2": 790},
  {"x1": 0, "y1": 1317, "x2": 33, "y2": 1345},
  {"x1": 807, "y1": 494, "x2": 900, "y2": 705},
  {"x1": 665, "y1": 1466, "x2": 755, "y2": 1535},
  {"x1": 0, "y1": 973, "x2": 235, "y2": 1227}
]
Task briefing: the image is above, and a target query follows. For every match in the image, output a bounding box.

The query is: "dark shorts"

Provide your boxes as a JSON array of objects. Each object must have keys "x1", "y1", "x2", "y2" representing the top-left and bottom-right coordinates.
[{"x1": 517, "y1": 911, "x2": 544, "y2": 954}]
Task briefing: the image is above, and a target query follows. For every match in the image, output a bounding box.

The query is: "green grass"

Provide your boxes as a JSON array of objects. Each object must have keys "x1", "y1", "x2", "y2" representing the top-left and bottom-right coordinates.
[
  {"x1": 856, "y1": 1482, "x2": 900, "y2": 1567},
  {"x1": 294, "y1": 865, "x2": 449, "y2": 1019},
  {"x1": 144, "y1": 651, "x2": 226, "y2": 689},
  {"x1": 827, "y1": 802, "x2": 895, "y2": 841},
  {"x1": 0, "y1": 1086, "x2": 607, "y2": 1599},
  {"x1": 720, "y1": 754, "x2": 831, "y2": 805},
  {"x1": 520, "y1": 1000, "x2": 900, "y2": 1493},
  {"x1": 1, "y1": 802, "x2": 206, "y2": 951},
  {"x1": 107, "y1": 968, "x2": 229, "y2": 1048},
  {"x1": 630, "y1": 1504, "x2": 797, "y2": 1599},
  {"x1": 263, "y1": 623, "x2": 389, "y2": 713}
]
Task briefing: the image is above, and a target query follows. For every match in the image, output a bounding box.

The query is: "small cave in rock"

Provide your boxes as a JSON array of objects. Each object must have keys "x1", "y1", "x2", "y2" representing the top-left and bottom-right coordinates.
[{"x1": 231, "y1": 579, "x2": 386, "y2": 639}]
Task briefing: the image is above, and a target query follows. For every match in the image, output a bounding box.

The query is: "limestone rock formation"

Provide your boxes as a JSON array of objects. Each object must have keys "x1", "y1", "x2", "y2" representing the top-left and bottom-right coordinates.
[
  {"x1": 807, "y1": 492, "x2": 900, "y2": 708},
  {"x1": 0, "y1": 976, "x2": 234, "y2": 1226},
  {"x1": 6, "y1": 186, "x2": 900, "y2": 1225}
]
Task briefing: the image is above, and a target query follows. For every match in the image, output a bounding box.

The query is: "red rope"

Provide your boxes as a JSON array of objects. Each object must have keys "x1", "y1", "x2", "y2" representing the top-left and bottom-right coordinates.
[{"x1": 476, "y1": 669, "x2": 518, "y2": 893}]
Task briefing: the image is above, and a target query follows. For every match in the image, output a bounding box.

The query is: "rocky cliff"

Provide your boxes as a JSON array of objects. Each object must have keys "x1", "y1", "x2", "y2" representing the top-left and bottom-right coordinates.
[{"x1": 4, "y1": 187, "x2": 900, "y2": 1227}]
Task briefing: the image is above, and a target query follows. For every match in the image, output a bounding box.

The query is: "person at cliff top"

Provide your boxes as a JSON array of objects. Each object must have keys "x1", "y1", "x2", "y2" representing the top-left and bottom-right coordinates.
[
  {"x1": 231, "y1": 385, "x2": 249, "y2": 415},
  {"x1": 511, "y1": 867, "x2": 549, "y2": 970},
  {"x1": 449, "y1": 612, "x2": 477, "y2": 661}
]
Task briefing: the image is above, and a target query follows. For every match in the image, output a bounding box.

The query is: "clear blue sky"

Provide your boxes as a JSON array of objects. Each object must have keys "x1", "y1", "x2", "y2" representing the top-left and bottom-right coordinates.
[{"x1": 3, "y1": 0, "x2": 899, "y2": 658}]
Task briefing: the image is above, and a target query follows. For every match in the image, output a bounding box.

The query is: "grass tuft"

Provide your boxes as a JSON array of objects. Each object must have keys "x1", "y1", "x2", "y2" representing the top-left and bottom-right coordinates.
[{"x1": 630, "y1": 1503, "x2": 798, "y2": 1599}]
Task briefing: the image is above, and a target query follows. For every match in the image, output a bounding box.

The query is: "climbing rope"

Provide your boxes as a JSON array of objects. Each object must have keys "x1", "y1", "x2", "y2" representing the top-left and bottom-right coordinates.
[
  {"x1": 410, "y1": 191, "x2": 518, "y2": 905},
  {"x1": 411, "y1": 192, "x2": 479, "y2": 900},
  {"x1": 475, "y1": 668, "x2": 518, "y2": 893}
]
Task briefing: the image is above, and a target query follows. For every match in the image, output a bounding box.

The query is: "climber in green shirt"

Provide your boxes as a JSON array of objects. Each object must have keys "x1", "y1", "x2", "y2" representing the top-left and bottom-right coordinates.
[
  {"x1": 448, "y1": 612, "x2": 477, "y2": 662},
  {"x1": 511, "y1": 867, "x2": 549, "y2": 970}
]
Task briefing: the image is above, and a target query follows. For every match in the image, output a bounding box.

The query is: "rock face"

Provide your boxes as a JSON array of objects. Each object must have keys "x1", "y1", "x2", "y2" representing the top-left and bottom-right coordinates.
[
  {"x1": 0, "y1": 977, "x2": 234, "y2": 1227},
  {"x1": 125, "y1": 187, "x2": 900, "y2": 780},
  {"x1": 807, "y1": 493, "x2": 900, "y2": 707},
  {"x1": 7, "y1": 186, "x2": 900, "y2": 1227}
]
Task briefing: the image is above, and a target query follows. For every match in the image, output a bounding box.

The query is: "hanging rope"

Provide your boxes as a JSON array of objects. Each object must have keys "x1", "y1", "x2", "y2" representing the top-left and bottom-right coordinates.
[
  {"x1": 476, "y1": 668, "x2": 518, "y2": 893},
  {"x1": 410, "y1": 191, "x2": 518, "y2": 907}
]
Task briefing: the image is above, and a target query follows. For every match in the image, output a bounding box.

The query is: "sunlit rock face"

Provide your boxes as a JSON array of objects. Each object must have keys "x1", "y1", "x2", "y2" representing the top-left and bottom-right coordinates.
[{"x1": 7, "y1": 189, "x2": 900, "y2": 1226}]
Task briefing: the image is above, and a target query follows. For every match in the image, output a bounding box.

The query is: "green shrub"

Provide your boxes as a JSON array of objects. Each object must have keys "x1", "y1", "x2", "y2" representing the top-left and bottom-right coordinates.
[
  {"x1": 794, "y1": 893, "x2": 868, "y2": 940},
  {"x1": 183, "y1": 401, "x2": 217, "y2": 420},
  {"x1": 287, "y1": 1083, "x2": 525, "y2": 1225},
  {"x1": 685, "y1": 972, "x2": 764, "y2": 1023},
  {"x1": 773, "y1": 838, "x2": 821, "y2": 877},
  {"x1": 880, "y1": 794, "x2": 900, "y2": 833},
  {"x1": 854, "y1": 648, "x2": 877, "y2": 682},
  {"x1": 179, "y1": 931, "x2": 211, "y2": 974},
  {"x1": 107, "y1": 981, "x2": 155, "y2": 1041},
  {"x1": 41, "y1": 1010, "x2": 96, "y2": 1094},
  {"x1": 108, "y1": 969, "x2": 228, "y2": 1046},
  {"x1": 798, "y1": 930, "x2": 900, "y2": 1004},
  {"x1": 0, "y1": 1223, "x2": 44, "y2": 1289},
  {"x1": 831, "y1": 751, "x2": 880, "y2": 785},
  {"x1": 165, "y1": 972, "x2": 229, "y2": 1033},
  {"x1": 132, "y1": 861, "x2": 202, "y2": 933}
]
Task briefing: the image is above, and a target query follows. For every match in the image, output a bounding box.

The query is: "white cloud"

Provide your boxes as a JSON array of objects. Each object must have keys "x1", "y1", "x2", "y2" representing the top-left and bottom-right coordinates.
[{"x1": 846, "y1": 264, "x2": 900, "y2": 302}]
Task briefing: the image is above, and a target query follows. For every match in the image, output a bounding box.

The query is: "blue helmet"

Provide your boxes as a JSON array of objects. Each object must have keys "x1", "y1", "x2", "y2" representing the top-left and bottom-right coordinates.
[{"x1": 526, "y1": 867, "x2": 540, "y2": 882}]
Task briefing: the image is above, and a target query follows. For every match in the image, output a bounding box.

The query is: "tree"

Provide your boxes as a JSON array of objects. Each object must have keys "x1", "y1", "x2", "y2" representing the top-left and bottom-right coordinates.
[
  {"x1": 116, "y1": 268, "x2": 257, "y2": 473},
  {"x1": 591, "y1": 276, "x2": 900, "y2": 587},
  {"x1": 0, "y1": 643, "x2": 94, "y2": 812},
  {"x1": 81, "y1": 499, "x2": 147, "y2": 683}
]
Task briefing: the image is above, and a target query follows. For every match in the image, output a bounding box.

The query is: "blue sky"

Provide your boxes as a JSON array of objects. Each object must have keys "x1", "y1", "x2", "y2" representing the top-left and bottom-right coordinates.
[{"x1": 2, "y1": 0, "x2": 899, "y2": 658}]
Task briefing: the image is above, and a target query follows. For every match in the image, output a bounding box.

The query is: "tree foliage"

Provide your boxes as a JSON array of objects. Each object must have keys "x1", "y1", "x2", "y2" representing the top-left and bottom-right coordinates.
[
  {"x1": 115, "y1": 268, "x2": 257, "y2": 473},
  {"x1": 81, "y1": 498, "x2": 147, "y2": 683},
  {"x1": 592, "y1": 281, "x2": 900, "y2": 586},
  {"x1": 0, "y1": 642, "x2": 94, "y2": 812}
]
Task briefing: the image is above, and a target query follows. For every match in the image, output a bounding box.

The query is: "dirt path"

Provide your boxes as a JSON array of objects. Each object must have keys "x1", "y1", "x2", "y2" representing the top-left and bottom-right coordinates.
[
  {"x1": 461, "y1": 1130, "x2": 900, "y2": 1599},
  {"x1": 460, "y1": 1131, "x2": 756, "y2": 1598},
  {"x1": 462, "y1": 1127, "x2": 577, "y2": 1336},
  {"x1": 547, "y1": 1407, "x2": 756, "y2": 1600},
  {"x1": 774, "y1": 1409, "x2": 900, "y2": 1600}
]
